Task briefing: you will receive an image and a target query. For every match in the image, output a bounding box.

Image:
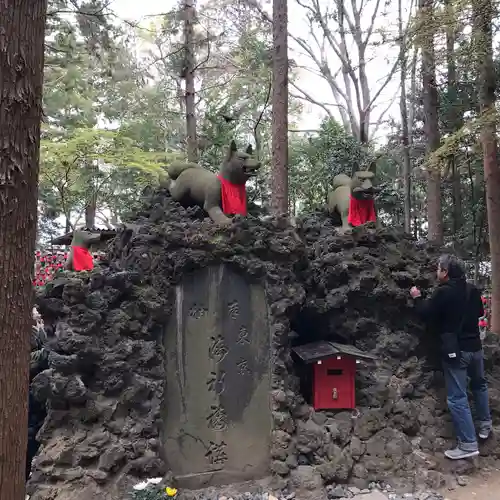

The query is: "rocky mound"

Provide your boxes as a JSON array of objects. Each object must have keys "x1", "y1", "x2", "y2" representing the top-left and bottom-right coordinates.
[
  {"x1": 29, "y1": 189, "x2": 500, "y2": 500},
  {"x1": 287, "y1": 215, "x2": 500, "y2": 490}
]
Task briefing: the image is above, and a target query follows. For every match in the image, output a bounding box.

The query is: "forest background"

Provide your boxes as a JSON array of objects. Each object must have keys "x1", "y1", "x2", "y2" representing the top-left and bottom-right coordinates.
[{"x1": 39, "y1": 0, "x2": 495, "y2": 284}]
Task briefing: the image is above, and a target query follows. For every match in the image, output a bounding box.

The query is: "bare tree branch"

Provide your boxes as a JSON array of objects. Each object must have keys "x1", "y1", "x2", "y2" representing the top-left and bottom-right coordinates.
[
  {"x1": 370, "y1": 90, "x2": 400, "y2": 139},
  {"x1": 290, "y1": 83, "x2": 334, "y2": 117}
]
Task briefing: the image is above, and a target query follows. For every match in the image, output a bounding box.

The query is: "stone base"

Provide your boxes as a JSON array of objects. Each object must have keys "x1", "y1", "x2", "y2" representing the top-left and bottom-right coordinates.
[{"x1": 173, "y1": 469, "x2": 270, "y2": 490}]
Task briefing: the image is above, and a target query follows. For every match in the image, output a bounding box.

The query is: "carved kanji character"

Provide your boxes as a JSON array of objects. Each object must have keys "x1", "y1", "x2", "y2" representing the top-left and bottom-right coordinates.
[
  {"x1": 206, "y1": 370, "x2": 226, "y2": 395},
  {"x1": 227, "y1": 300, "x2": 239, "y2": 319},
  {"x1": 236, "y1": 358, "x2": 251, "y2": 375},
  {"x1": 206, "y1": 404, "x2": 228, "y2": 431},
  {"x1": 209, "y1": 335, "x2": 228, "y2": 362},
  {"x1": 237, "y1": 326, "x2": 250, "y2": 345},
  {"x1": 205, "y1": 440, "x2": 227, "y2": 465}
]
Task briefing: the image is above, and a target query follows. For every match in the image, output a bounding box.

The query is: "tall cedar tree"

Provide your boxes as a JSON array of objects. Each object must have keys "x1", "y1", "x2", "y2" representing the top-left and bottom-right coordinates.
[
  {"x1": 183, "y1": 0, "x2": 198, "y2": 162},
  {"x1": 419, "y1": 0, "x2": 443, "y2": 243},
  {"x1": 271, "y1": 0, "x2": 289, "y2": 214},
  {"x1": 473, "y1": 0, "x2": 500, "y2": 332},
  {"x1": 398, "y1": 0, "x2": 412, "y2": 233},
  {"x1": 0, "y1": 1, "x2": 47, "y2": 497},
  {"x1": 444, "y1": 0, "x2": 463, "y2": 234}
]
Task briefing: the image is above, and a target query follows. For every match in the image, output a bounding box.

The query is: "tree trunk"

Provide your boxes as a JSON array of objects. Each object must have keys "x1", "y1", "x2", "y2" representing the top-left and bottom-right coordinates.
[
  {"x1": 408, "y1": 47, "x2": 419, "y2": 142},
  {"x1": 398, "y1": 0, "x2": 411, "y2": 233},
  {"x1": 84, "y1": 162, "x2": 98, "y2": 228},
  {"x1": 270, "y1": 0, "x2": 289, "y2": 215},
  {"x1": 85, "y1": 203, "x2": 96, "y2": 228},
  {"x1": 445, "y1": 0, "x2": 463, "y2": 235},
  {"x1": 419, "y1": 0, "x2": 443, "y2": 243},
  {"x1": 0, "y1": 1, "x2": 47, "y2": 498},
  {"x1": 473, "y1": 0, "x2": 500, "y2": 333},
  {"x1": 176, "y1": 79, "x2": 185, "y2": 150},
  {"x1": 183, "y1": 0, "x2": 198, "y2": 163}
]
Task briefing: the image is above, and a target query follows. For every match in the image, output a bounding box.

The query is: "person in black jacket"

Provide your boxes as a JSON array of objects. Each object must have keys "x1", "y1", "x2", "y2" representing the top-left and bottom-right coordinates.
[
  {"x1": 27, "y1": 311, "x2": 49, "y2": 481},
  {"x1": 410, "y1": 254, "x2": 491, "y2": 460}
]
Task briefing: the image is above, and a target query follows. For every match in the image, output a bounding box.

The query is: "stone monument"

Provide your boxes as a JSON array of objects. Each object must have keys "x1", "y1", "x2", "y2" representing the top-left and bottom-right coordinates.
[{"x1": 163, "y1": 265, "x2": 271, "y2": 488}]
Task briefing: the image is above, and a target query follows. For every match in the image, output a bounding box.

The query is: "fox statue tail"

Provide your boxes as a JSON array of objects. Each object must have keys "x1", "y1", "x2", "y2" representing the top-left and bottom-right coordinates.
[
  {"x1": 332, "y1": 173, "x2": 352, "y2": 189},
  {"x1": 166, "y1": 161, "x2": 200, "y2": 180}
]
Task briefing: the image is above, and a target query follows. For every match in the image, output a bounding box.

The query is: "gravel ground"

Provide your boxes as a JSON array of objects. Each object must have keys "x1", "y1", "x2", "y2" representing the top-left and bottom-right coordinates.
[{"x1": 438, "y1": 468, "x2": 500, "y2": 500}]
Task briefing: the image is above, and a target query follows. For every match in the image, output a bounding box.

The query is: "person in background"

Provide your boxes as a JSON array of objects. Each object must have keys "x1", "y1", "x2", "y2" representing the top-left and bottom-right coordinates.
[
  {"x1": 410, "y1": 254, "x2": 491, "y2": 460},
  {"x1": 27, "y1": 308, "x2": 49, "y2": 481}
]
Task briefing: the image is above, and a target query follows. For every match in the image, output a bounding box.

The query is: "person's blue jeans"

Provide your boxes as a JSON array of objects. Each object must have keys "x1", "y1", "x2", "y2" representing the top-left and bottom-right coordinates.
[{"x1": 443, "y1": 350, "x2": 492, "y2": 451}]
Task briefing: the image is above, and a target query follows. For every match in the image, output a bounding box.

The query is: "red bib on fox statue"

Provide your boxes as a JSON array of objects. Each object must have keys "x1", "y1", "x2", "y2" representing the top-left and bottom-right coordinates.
[
  {"x1": 72, "y1": 246, "x2": 94, "y2": 271},
  {"x1": 347, "y1": 196, "x2": 377, "y2": 227},
  {"x1": 65, "y1": 229, "x2": 102, "y2": 272},
  {"x1": 217, "y1": 174, "x2": 247, "y2": 216}
]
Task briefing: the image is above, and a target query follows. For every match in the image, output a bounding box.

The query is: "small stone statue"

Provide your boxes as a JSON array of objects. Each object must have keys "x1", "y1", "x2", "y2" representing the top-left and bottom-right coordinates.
[
  {"x1": 327, "y1": 164, "x2": 380, "y2": 231},
  {"x1": 65, "y1": 228, "x2": 101, "y2": 271},
  {"x1": 166, "y1": 140, "x2": 261, "y2": 225}
]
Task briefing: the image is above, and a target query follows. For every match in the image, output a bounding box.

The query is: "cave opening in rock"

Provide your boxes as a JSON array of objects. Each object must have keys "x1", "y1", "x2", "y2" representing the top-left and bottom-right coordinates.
[{"x1": 290, "y1": 307, "x2": 378, "y2": 411}]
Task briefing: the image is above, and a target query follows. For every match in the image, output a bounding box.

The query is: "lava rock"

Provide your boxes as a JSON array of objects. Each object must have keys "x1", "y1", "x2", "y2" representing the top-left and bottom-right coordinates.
[{"x1": 28, "y1": 189, "x2": 500, "y2": 500}]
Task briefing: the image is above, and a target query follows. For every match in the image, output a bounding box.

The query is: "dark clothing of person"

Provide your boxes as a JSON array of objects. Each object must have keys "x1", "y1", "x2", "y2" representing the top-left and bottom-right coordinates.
[
  {"x1": 414, "y1": 277, "x2": 491, "y2": 451},
  {"x1": 414, "y1": 277, "x2": 484, "y2": 352},
  {"x1": 27, "y1": 323, "x2": 49, "y2": 481},
  {"x1": 27, "y1": 392, "x2": 45, "y2": 480}
]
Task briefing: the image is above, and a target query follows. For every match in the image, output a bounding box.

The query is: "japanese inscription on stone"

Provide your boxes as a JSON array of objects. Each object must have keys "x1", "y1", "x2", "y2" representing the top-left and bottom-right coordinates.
[
  {"x1": 205, "y1": 441, "x2": 228, "y2": 466},
  {"x1": 227, "y1": 300, "x2": 239, "y2": 319},
  {"x1": 189, "y1": 305, "x2": 208, "y2": 319},
  {"x1": 236, "y1": 359, "x2": 251, "y2": 375},
  {"x1": 209, "y1": 334, "x2": 228, "y2": 363},
  {"x1": 206, "y1": 404, "x2": 229, "y2": 431},
  {"x1": 163, "y1": 265, "x2": 271, "y2": 487},
  {"x1": 206, "y1": 370, "x2": 226, "y2": 395},
  {"x1": 237, "y1": 326, "x2": 250, "y2": 345}
]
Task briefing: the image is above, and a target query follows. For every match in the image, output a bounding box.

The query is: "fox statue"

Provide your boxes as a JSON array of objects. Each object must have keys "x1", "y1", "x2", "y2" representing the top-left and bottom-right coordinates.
[
  {"x1": 166, "y1": 140, "x2": 261, "y2": 225},
  {"x1": 327, "y1": 164, "x2": 380, "y2": 231}
]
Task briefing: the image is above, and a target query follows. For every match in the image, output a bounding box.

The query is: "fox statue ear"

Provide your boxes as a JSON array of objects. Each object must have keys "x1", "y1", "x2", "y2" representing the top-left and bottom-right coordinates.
[
  {"x1": 227, "y1": 140, "x2": 237, "y2": 159},
  {"x1": 246, "y1": 144, "x2": 253, "y2": 155},
  {"x1": 230, "y1": 140, "x2": 237, "y2": 152},
  {"x1": 367, "y1": 160, "x2": 377, "y2": 174}
]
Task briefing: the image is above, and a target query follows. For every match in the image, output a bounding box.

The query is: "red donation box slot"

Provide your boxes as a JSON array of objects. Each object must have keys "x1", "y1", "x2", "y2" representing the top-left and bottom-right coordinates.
[
  {"x1": 292, "y1": 341, "x2": 377, "y2": 411},
  {"x1": 314, "y1": 356, "x2": 356, "y2": 410}
]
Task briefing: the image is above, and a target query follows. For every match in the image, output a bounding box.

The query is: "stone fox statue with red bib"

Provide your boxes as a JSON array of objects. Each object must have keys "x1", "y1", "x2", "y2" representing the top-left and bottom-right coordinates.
[
  {"x1": 166, "y1": 140, "x2": 261, "y2": 225},
  {"x1": 65, "y1": 229, "x2": 101, "y2": 271},
  {"x1": 327, "y1": 163, "x2": 380, "y2": 231}
]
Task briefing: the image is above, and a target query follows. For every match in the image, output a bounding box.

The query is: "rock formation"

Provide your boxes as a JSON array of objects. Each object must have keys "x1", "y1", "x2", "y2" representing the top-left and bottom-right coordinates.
[{"x1": 29, "y1": 190, "x2": 500, "y2": 500}]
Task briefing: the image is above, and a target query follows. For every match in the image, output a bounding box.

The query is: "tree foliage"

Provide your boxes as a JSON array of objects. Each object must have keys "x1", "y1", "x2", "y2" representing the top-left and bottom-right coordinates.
[
  {"x1": 36, "y1": 0, "x2": 497, "y2": 295},
  {"x1": 39, "y1": 127, "x2": 166, "y2": 237},
  {"x1": 289, "y1": 119, "x2": 371, "y2": 212}
]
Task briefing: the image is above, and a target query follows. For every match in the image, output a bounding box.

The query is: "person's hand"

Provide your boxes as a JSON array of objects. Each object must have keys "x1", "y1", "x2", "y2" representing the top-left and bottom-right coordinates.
[{"x1": 410, "y1": 286, "x2": 421, "y2": 299}]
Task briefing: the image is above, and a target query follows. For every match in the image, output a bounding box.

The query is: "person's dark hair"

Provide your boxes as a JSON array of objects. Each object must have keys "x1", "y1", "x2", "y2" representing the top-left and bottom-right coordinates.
[{"x1": 438, "y1": 254, "x2": 466, "y2": 279}]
